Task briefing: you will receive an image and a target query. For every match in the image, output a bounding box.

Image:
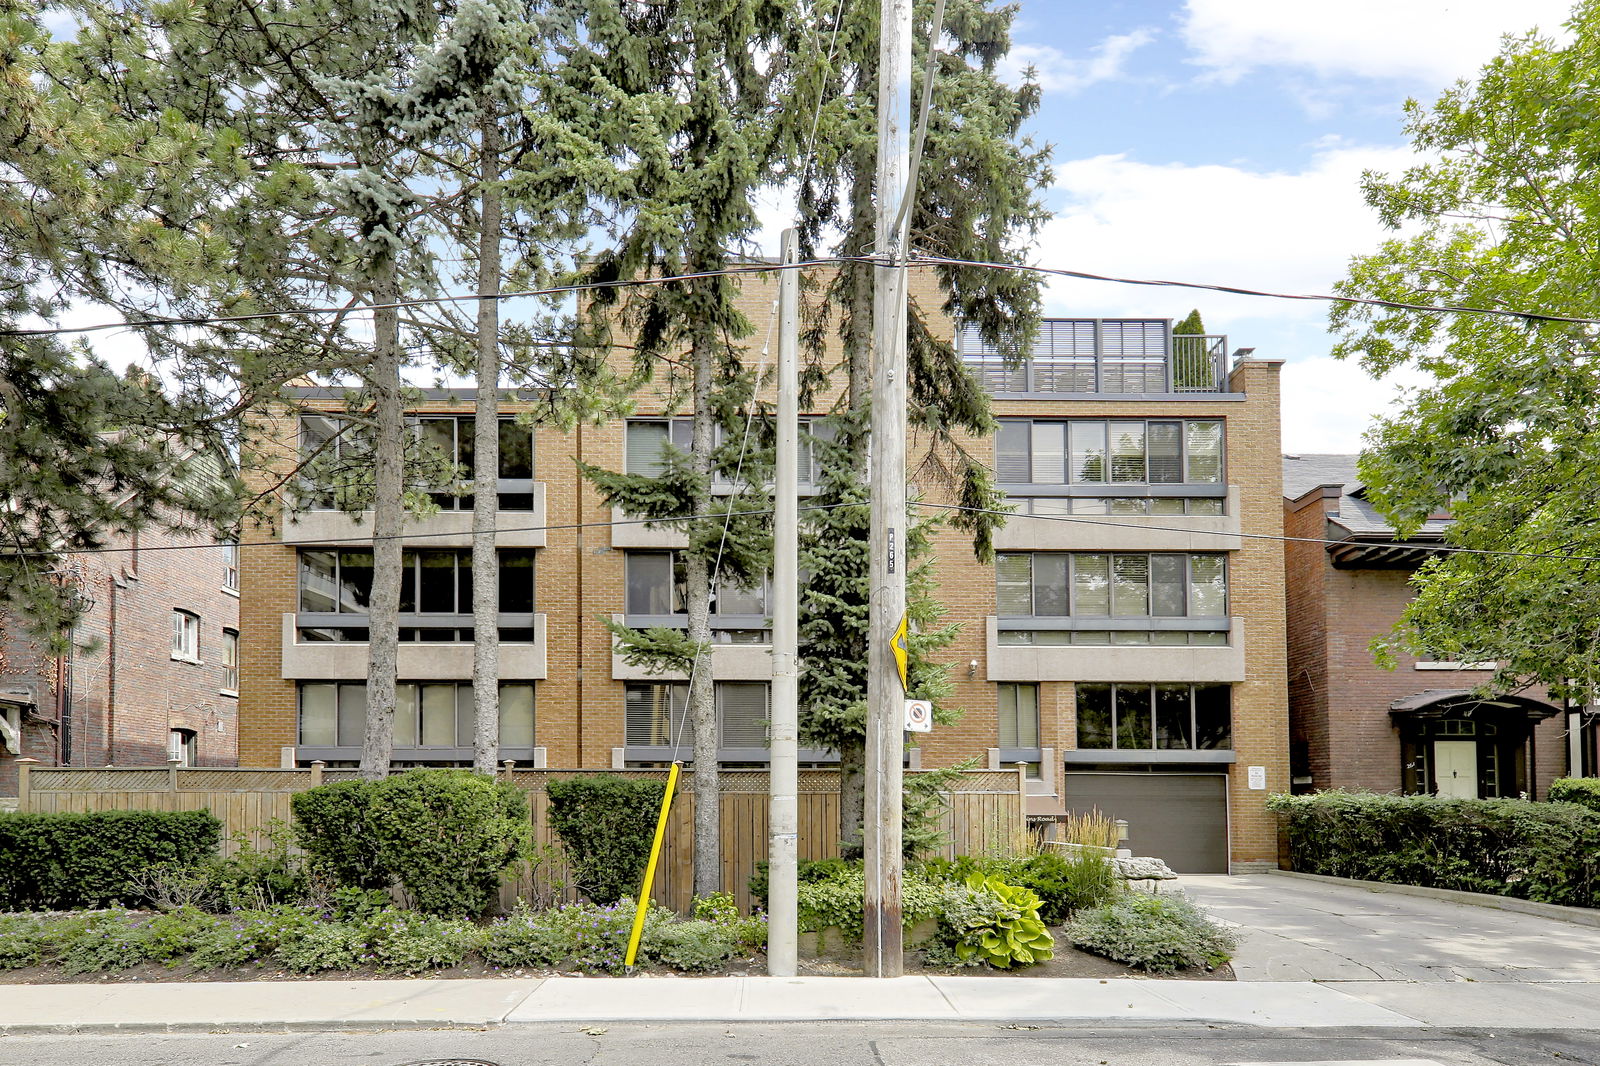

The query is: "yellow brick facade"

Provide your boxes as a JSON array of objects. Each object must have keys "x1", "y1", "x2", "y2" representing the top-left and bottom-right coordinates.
[{"x1": 238, "y1": 265, "x2": 1289, "y2": 869}]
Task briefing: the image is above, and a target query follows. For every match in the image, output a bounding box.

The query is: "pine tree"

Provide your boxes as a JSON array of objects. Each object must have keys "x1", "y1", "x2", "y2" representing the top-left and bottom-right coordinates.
[{"x1": 554, "y1": 0, "x2": 801, "y2": 896}]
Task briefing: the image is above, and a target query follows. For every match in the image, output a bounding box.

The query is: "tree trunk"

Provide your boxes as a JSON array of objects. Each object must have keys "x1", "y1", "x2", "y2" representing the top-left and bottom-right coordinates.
[
  {"x1": 360, "y1": 259, "x2": 404, "y2": 780},
  {"x1": 838, "y1": 138, "x2": 877, "y2": 850},
  {"x1": 837, "y1": 735, "x2": 866, "y2": 858},
  {"x1": 471, "y1": 109, "x2": 503, "y2": 776},
  {"x1": 687, "y1": 327, "x2": 720, "y2": 899}
]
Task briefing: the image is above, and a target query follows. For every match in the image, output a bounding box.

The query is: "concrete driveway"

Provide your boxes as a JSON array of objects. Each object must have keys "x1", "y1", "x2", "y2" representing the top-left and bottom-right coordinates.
[{"x1": 1181, "y1": 873, "x2": 1600, "y2": 983}]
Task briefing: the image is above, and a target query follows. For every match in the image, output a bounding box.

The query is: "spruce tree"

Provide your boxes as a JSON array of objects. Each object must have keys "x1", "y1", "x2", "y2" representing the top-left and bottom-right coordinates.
[{"x1": 792, "y1": 0, "x2": 1051, "y2": 852}]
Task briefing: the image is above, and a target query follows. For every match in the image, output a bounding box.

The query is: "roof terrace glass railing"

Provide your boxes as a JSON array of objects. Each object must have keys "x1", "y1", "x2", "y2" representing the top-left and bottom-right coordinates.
[{"x1": 959, "y1": 319, "x2": 1229, "y2": 395}]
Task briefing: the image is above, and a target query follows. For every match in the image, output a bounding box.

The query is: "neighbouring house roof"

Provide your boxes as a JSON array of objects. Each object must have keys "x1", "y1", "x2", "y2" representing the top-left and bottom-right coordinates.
[
  {"x1": 1389, "y1": 688, "x2": 1561, "y2": 722},
  {"x1": 1283, "y1": 453, "x2": 1452, "y2": 568}
]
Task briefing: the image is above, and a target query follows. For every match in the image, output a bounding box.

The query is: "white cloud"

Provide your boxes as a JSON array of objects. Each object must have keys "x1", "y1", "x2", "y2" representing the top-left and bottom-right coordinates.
[
  {"x1": 998, "y1": 29, "x2": 1158, "y2": 93},
  {"x1": 1279, "y1": 356, "x2": 1429, "y2": 454},
  {"x1": 1037, "y1": 144, "x2": 1435, "y2": 451},
  {"x1": 1036, "y1": 145, "x2": 1416, "y2": 326},
  {"x1": 1180, "y1": 0, "x2": 1575, "y2": 86}
]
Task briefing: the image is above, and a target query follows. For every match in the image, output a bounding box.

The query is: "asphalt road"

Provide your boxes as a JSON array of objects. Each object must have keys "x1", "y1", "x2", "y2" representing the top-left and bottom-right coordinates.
[{"x1": 3, "y1": 1022, "x2": 1597, "y2": 1066}]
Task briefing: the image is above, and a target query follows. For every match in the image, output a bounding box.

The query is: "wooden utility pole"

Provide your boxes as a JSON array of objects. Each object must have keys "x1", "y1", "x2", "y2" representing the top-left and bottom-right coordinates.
[
  {"x1": 768, "y1": 229, "x2": 800, "y2": 977},
  {"x1": 865, "y1": 0, "x2": 912, "y2": 978}
]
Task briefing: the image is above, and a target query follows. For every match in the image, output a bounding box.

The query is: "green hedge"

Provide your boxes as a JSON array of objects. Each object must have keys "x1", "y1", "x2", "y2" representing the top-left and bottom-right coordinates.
[
  {"x1": 0, "y1": 809, "x2": 221, "y2": 910},
  {"x1": 545, "y1": 776, "x2": 664, "y2": 905},
  {"x1": 1269, "y1": 790, "x2": 1600, "y2": 908},
  {"x1": 1549, "y1": 778, "x2": 1600, "y2": 816}
]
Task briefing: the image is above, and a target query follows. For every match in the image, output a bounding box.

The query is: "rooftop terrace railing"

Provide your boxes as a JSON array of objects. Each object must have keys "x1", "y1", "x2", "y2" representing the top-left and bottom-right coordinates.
[{"x1": 959, "y1": 319, "x2": 1229, "y2": 396}]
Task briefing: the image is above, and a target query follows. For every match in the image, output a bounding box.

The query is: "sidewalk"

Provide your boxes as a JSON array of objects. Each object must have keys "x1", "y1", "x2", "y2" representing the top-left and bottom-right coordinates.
[{"x1": 8, "y1": 975, "x2": 1600, "y2": 1034}]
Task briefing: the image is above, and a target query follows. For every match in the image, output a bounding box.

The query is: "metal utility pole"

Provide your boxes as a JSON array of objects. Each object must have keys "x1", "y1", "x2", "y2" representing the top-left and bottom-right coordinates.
[
  {"x1": 768, "y1": 229, "x2": 800, "y2": 977},
  {"x1": 865, "y1": 0, "x2": 912, "y2": 979}
]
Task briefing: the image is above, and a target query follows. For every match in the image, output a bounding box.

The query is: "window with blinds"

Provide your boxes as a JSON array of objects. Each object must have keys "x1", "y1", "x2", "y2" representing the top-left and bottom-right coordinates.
[
  {"x1": 298, "y1": 681, "x2": 535, "y2": 750},
  {"x1": 1075, "y1": 683, "x2": 1231, "y2": 750},
  {"x1": 998, "y1": 683, "x2": 1040, "y2": 750},
  {"x1": 624, "y1": 682, "x2": 772, "y2": 756},
  {"x1": 995, "y1": 419, "x2": 1224, "y2": 486},
  {"x1": 996, "y1": 553, "x2": 1228, "y2": 618},
  {"x1": 627, "y1": 418, "x2": 826, "y2": 485}
]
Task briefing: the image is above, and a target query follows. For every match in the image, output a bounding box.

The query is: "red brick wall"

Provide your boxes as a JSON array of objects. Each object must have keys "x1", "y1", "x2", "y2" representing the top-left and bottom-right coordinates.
[{"x1": 1, "y1": 520, "x2": 240, "y2": 795}]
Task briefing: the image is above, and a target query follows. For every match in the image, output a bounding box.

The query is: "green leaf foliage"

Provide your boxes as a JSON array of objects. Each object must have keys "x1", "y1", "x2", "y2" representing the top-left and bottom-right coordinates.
[
  {"x1": 1549, "y1": 778, "x2": 1600, "y2": 815},
  {"x1": 915, "y1": 849, "x2": 1118, "y2": 925},
  {"x1": 1328, "y1": 3, "x2": 1600, "y2": 695},
  {"x1": 544, "y1": 775, "x2": 666, "y2": 905},
  {"x1": 0, "y1": 809, "x2": 220, "y2": 910},
  {"x1": 290, "y1": 780, "x2": 389, "y2": 890},
  {"x1": 945, "y1": 874, "x2": 1054, "y2": 969},
  {"x1": 1270, "y1": 790, "x2": 1600, "y2": 907}
]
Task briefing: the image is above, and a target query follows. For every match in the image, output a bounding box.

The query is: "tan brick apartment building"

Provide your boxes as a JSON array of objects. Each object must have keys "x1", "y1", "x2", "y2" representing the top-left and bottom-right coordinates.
[
  {"x1": 238, "y1": 268, "x2": 1289, "y2": 872},
  {"x1": 0, "y1": 521, "x2": 241, "y2": 796},
  {"x1": 1283, "y1": 454, "x2": 1571, "y2": 799}
]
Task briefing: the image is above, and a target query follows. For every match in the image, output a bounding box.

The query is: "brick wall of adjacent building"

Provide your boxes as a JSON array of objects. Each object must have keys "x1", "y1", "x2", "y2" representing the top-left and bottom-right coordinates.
[
  {"x1": 1, "y1": 519, "x2": 240, "y2": 795},
  {"x1": 1283, "y1": 487, "x2": 1568, "y2": 797}
]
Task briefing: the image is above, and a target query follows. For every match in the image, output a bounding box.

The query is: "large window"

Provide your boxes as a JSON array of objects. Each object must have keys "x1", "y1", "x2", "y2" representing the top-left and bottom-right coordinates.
[
  {"x1": 414, "y1": 416, "x2": 535, "y2": 510},
  {"x1": 297, "y1": 548, "x2": 536, "y2": 642},
  {"x1": 624, "y1": 681, "x2": 771, "y2": 756},
  {"x1": 996, "y1": 419, "x2": 1223, "y2": 486},
  {"x1": 299, "y1": 414, "x2": 535, "y2": 511},
  {"x1": 298, "y1": 681, "x2": 535, "y2": 751},
  {"x1": 1076, "y1": 683, "x2": 1231, "y2": 751},
  {"x1": 997, "y1": 552, "x2": 1227, "y2": 646},
  {"x1": 624, "y1": 551, "x2": 769, "y2": 643},
  {"x1": 171, "y1": 610, "x2": 200, "y2": 662},
  {"x1": 625, "y1": 418, "x2": 827, "y2": 487}
]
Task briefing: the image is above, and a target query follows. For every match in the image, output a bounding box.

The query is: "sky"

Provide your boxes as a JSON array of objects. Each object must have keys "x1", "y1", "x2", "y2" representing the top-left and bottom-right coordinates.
[{"x1": 936, "y1": 0, "x2": 1576, "y2": 453}]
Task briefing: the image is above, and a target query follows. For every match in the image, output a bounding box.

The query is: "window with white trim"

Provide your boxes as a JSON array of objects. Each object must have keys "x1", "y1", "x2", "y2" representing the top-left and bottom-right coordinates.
[
  {"x1": 221, "y1": 541, "x2": 239, "y2": 592},
  {"x1": 168, "y1": 728, "x2": 197, "y2": 766},
  {"x1": 171, "y1": 610, "x2": 200, "y2": 662}
]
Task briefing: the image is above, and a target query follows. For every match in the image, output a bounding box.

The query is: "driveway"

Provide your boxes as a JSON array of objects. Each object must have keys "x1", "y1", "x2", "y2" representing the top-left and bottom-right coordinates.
[{"x1": 1181, "y1": 873, "x2": 1600, "y2": 983}]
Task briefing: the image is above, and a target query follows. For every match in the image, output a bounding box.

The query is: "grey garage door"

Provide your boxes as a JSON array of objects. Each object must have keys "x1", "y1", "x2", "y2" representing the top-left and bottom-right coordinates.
[{"x1": 1061, "y1": 772, "x2": 1228, "y2": 874}]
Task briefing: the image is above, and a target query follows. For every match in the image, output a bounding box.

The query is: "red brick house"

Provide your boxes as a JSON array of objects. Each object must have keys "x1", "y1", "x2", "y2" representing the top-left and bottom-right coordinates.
[
  {"x1": 0, "y1": 501, "x2": 240, "y2": 798},
  {"x1": 1283, "y1": 454, "x2": 1572, "y2": 799}
]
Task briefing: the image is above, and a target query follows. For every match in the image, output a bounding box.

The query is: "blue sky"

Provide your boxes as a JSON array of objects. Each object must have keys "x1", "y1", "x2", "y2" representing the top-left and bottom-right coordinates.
[{"x1": 989, "y1": 0, "x2": 1577, "y2": 452}]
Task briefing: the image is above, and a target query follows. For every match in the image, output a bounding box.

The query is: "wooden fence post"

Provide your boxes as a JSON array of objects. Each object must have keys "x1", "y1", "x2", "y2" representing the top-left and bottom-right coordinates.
[
  {"x1": 168, "y1": 755, "x2": 181, "y2": 793},
  {"x1": 309, "y1": 760, "x2": 325, "y2": 787},
  {"x1": 16, "y1": 758, "x2": 37, "y2": 811},
  {"x1": 502, "y1": 760, "x2": 516, "y2": 781},
  {"x1": 1014, "y1": 762, "x2": 1028, "y2": 852}
]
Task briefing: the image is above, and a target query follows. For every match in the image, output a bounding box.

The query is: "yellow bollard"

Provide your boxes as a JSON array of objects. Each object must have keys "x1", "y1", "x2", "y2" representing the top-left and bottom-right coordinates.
[{"x1": 624, "y1": 760, "x2": 681, "y2": 970}]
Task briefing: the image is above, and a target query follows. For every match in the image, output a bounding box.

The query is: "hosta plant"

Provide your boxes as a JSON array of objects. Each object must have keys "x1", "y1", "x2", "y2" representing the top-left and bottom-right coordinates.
[{"x1": 948, "y1": 875, "x2": 1054, "y2": 969}]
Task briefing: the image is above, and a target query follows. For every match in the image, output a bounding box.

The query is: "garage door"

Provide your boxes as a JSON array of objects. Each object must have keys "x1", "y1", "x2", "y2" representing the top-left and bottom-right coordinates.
[{"x1": 1061, "y1": 772, "x2": 1228, "y2": 874}]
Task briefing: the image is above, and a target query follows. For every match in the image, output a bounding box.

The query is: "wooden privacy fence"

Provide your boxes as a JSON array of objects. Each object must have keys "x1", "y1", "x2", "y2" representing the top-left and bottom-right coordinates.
[{"x1": 16, "y1": 764, "x2": 1026, "y2": 913}]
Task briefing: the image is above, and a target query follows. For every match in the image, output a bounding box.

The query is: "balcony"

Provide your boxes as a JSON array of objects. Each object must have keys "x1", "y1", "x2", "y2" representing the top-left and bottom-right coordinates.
[{"x1": 960, "y1": 320, "x2": 1230, "y2": 397}]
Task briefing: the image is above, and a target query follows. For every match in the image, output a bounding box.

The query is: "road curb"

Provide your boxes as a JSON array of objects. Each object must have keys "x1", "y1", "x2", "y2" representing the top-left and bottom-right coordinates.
[{"x1": 1260, "y1": 869, "x2": 1600, "y2": 928}]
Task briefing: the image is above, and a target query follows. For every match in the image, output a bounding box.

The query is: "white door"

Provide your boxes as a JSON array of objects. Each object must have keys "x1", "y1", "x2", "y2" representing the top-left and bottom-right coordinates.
[{"x1": 1434, "y1": 740, "x2": 1478, "y2": 799}]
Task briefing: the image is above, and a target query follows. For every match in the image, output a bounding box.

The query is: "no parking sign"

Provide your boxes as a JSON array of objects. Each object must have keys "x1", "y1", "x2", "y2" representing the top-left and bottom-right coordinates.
[{"x1": 903, "y1": 699, "x2": 933, "y2": 733}]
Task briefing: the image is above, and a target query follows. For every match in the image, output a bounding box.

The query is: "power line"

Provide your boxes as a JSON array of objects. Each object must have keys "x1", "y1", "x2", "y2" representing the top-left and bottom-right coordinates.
[
  {"x1": 910, "y1": 254, "x2": 1600, "y2": 329},
  {"x1": 12, "y1": 252, "x2": 1600, "y2": 341},
  {"x1": 0, "y1": 257, "x2": 878, "y2": 339},
  {"x1": 908, "y1": 500, "x2": 1600, "y2": 564}
]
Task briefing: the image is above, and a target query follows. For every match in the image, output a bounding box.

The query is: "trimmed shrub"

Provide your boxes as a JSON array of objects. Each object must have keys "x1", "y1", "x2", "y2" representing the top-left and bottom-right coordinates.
[
  {"x1": 1066, "y1": 893, "x2": 1236, "y2": 973},
  {"x1": 1549, "y1": 778, "x2": 1600, "y2": 816},
  {"x1": 364, "y1": 769, "x2": 532, "y2": 917},
  {"x1": 545, "y1": 776, "x2": 664, "y2": 905},
  {"x1": 290, "y1": 779, "x2": 385, "y2": 889},
  {"x1": 292, "y1": 771, "x2": 531, "y2": 917},
  {"x1": 0, "y1": 809, "x2": 221, "y2": 910},
  {"x1": 1269, "y1": 790, "x2": 1600, "y2": 907}
]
